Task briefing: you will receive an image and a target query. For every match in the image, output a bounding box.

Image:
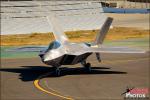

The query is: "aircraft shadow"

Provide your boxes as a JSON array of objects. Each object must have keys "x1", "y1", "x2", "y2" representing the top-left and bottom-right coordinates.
[{"x1": 0, "y1": 66, "x2": 127, "y2": 82}]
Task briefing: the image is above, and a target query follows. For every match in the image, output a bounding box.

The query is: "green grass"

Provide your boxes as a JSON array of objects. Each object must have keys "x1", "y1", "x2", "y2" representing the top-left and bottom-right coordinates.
[
  {"x1": 104, "y1": 37, "x2": 149, "y2": 50},
  {"x1": 1, "y1": 46, "x2": 38, "y2": 59}
]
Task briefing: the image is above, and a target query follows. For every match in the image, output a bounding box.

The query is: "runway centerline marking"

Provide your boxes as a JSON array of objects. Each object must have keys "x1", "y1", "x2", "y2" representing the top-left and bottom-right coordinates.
[{"x1": 33, "y1": 73, "x2": 74, "y2": 100}]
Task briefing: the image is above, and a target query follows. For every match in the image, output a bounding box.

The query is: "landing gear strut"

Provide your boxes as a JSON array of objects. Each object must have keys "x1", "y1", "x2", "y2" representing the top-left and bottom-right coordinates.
[
  {"x1": 53, "y1": 66, "x2": 61, "y2": 76},
  {"x1": 81, "y1": 61, "x2": 91, "y2": 72}
]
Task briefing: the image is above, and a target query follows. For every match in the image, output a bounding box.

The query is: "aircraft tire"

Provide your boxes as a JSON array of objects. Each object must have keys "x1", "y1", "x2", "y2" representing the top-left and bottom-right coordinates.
[{"x1": 85, "y1": 63, "x2": 91, "y2": 72}]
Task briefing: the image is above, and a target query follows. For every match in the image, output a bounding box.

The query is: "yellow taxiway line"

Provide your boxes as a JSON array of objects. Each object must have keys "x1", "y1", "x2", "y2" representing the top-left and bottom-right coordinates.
[
  {"x1": 34, "y1": 78, "x2": 74, "y2": 100},
  {"x1": 33, "y1": 57, "x2": 148, "y2": 100}
]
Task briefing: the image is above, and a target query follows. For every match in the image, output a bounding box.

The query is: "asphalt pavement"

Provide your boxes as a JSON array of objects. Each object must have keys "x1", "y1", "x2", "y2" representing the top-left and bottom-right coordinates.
[{"x1": 0, "y1": 53, "x2": 149, "y2": 100}]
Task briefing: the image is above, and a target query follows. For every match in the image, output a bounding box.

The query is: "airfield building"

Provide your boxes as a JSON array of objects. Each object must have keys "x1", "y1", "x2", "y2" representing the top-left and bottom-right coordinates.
[{"x1": 1, "y1": 0, "x2": 149, "y2": 35}]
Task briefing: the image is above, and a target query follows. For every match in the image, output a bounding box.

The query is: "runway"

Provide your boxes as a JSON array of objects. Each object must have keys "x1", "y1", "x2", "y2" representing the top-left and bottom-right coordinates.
[{"x1": 0, "y1": 53, "x2": 149, "y2": 100}]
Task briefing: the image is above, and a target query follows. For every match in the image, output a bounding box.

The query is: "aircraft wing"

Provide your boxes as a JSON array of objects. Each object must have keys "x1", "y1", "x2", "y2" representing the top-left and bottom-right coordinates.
[
  {"x1": 6, "y1": 46, "x2": 47, "y2": 52},
  {"x1": 87, "y1": 46, "x2": 146, "y2": 54},
  {"x1": 46, "y1": 16, "x2": 69, "y2": 44}
]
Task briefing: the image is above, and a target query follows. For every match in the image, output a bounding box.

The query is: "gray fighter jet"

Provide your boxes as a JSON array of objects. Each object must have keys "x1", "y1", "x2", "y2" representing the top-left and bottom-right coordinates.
[{"x1": 8, "y1": 16, "x2": 145, "y2": 76}]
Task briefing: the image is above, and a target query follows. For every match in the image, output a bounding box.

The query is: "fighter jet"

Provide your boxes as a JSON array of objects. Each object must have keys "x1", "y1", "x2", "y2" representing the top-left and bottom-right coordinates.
[{"x1": 8, "y1": 16, "x2": 145, "y2": 76}]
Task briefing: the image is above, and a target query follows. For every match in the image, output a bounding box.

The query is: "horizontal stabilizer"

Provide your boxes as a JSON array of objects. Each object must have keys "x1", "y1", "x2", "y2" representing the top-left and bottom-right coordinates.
[{"x1": 88, "y1": 46, "x2": 146, "y2": 54}]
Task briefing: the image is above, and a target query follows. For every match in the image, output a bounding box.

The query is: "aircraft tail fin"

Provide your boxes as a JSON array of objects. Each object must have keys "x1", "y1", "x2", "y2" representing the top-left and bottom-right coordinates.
[
  {"x1": 95, "y1": 17, "x2": 113, "y2": 45},
  {"x1": 46, "y1": 16, "x2": 69, "y2": 44}
]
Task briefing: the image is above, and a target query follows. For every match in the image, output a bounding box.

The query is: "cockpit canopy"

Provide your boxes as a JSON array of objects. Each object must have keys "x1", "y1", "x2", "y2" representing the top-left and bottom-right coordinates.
[{"x1": 48, "y1": 41, "x2": 61, "y2": 50}]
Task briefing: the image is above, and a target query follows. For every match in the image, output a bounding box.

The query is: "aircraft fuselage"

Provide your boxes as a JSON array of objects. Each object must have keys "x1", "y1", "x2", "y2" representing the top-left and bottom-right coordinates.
[
  {"x1": 39, "y1": 41, "x2": 92, "y2": 67},
  {"x1": 44, "y1": 53, "x2": 92, "y2": 66}
]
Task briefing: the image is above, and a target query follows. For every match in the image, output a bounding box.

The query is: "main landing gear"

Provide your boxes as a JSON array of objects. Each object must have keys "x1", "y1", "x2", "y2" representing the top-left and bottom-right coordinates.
[{"x1": 81, "y1": 61, "x2": 91, "y2": 72}]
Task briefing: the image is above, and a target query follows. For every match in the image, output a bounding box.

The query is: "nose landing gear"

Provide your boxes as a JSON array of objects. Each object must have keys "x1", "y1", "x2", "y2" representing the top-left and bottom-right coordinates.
[
  {"x1": 52, "y1": 65, "x2": 61, "y2": 77},
  {"x1": 54, "y1": 67, "x2": 60, "y2": 76}
]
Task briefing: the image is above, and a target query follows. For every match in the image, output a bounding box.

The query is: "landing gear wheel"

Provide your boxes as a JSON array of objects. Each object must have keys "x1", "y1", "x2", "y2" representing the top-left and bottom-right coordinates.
[{"x1": 85, "y1": 63, "x2": 91, "y2": 72}]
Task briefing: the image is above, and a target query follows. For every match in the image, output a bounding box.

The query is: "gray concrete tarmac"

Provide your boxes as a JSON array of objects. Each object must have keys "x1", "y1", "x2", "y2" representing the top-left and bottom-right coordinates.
[{"x1": 0, "y1": 53, "x2": 149, "y2": 100}]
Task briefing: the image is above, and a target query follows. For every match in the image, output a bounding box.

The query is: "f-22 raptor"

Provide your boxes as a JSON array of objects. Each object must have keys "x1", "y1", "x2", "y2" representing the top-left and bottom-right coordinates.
[{"x1": 9, "y1": 16, "x2": 145, "y2": 76}]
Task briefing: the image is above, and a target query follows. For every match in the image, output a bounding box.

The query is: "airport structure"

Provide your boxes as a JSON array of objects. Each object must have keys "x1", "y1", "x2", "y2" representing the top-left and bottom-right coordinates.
[
  {"x1": 1, "y1": 0, "x2": 150, "y2": 34},
  {"x1": 102, "y1": 0, "x2": 150, "y2": 8},
  {"x1": 1, "y1": 1, "x2": 107, "y2": 34}
]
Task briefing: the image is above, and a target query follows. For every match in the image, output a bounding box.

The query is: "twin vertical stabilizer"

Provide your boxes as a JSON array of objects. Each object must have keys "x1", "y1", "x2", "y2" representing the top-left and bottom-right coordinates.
[{"x1": 95, "y1": 17, "x2": 113, "y2": 45}]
